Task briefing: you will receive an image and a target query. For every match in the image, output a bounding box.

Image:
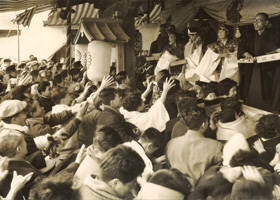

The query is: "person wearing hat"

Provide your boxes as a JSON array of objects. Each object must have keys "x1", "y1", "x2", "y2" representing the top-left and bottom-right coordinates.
[
  {"x1": 0, "y1": 100, "x2": 47, "y2": 169},
  {"x1": 0, "y1": 58, "x2": 11, "y2": 72},
  {"x1": 194, "y1": 23, "x2": 239, "y2": 84},
  {"x1": 184, "y1": 27, "x2": 206, "y2": 83}
]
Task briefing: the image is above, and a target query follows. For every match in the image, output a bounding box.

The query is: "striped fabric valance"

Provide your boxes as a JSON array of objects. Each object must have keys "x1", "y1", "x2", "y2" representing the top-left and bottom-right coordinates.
[
  {"x1": 0, "y1": 0, "x2": 54, "y2": 13},
  {"x1": 44, "y1": 3, "x2": 98, "y2": 26}
]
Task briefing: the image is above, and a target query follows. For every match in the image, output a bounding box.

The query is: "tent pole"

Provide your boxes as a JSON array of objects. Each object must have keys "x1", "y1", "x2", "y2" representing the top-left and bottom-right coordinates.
[
  {"x1": 65, "y1": 0, "x2": 72, "y2": 69},
  {"x1": 17, "y1": 24, "x2": 20, "y2": 64}
]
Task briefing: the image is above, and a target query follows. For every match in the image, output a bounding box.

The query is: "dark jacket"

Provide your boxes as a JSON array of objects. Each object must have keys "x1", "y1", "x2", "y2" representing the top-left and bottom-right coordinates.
[{"x1": 96, "y1": 106, "x2": 134, "y2": 142}]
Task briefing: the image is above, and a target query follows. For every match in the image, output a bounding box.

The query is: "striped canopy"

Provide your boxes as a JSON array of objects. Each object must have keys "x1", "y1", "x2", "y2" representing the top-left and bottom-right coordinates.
[{"x1": 44, "y1": 3, "x2": 98, "y2": 26}]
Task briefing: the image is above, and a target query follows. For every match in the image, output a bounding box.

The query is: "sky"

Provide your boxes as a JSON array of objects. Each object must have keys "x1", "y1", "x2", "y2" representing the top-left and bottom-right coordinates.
[{"x1": 0, "y1": 10, "x2": 66, "y2": 63}]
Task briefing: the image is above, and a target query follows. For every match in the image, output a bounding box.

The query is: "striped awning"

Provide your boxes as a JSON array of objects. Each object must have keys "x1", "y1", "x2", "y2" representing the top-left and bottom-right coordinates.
[
  {"x1": 44, "y1": 3, "x2": 98, "y2": 26},
  {"x1": 0, "y1": 0, "x2": 55, "y2": 13},
  {"x1": 135, "y1": 4, "x2": 161, "y2": 28}
]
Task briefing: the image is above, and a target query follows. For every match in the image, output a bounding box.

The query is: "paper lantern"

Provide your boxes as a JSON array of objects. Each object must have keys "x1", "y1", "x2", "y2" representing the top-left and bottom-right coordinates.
[
  {"x1": 75, "y1": 44, "x2": 88, "y2": 67},
  {"x1": 87, "y1": 41, "x2": 111, "y2": 81}
]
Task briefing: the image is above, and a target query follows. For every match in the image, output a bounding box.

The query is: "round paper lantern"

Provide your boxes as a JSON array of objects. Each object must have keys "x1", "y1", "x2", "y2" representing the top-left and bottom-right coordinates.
[
  {"x1": 87, "y1": 41, "x2": 112, "y2": 81},
  {"x1": 75, "y1": 44, "x2": 88, "y2": 67}
]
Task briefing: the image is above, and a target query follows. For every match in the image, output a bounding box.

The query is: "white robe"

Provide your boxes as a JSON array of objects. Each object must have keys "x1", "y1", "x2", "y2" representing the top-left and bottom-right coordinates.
[
  {"x1": 119, "y1": 99, "x2": 169, "y2": 133},
  {"x1": 194, "y1": 48, "x2": 239, "y2": 84},
  {"x1": 184, "y1": 39, "x2": 203, "y2": 83}
]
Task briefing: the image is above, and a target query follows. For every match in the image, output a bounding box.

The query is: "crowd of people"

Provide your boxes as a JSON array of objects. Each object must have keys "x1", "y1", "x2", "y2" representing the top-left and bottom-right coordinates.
[{"x1": 0, "y1": 11, "x2": 280, "y2": 200}]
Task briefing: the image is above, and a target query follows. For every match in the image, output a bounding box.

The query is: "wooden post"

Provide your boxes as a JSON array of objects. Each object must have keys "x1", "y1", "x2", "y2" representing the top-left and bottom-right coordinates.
[
  {"x1": 123, "y1": 16, "x2": 136, "y2": 83},
  {"x1": 117, "y1": 43, "x2": 125, "y2": 72}
]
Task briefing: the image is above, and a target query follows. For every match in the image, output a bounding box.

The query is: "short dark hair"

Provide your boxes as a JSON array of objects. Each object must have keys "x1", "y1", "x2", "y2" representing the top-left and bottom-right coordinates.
[
  {"x1": 30, "y1": 70, "x2": 40, "y2": 79},
  {"x1": 140, "y1": 127, "x2": 163, "y2": 149},
  {"x1": 177, "y1": 97, "x2": 197, "y2": 118},
  {"x1": 93, "y1": 126, "x2": 123, "y2": 152},
  {"x1": 257, "y1": 12, "x2": 269, "y2": 21},
  {"x1": 37, "y1": 81, "x2": 51, "y2": 94},
  {"x1": 29, "y1": 176, "x2": 81, "y2": 200},
  {"x1": 218, "y1": 78, "x2": 237, "y2": 96},
  {"x1": 214, "y1": 108, "x2": 236, "y2": 123},
  {"x1": 255, "y1": 114, "x2": 280, "y2": 139},
  {"x1": 149, "y1": 169, "x2": 191, "y2": 197},
  {"x1": 100, "y1": 145, "x2": 145, "y2": 183},
  {"x1": 201, "y1": 82, "x2": 219, "y2": 99},
  {"x1": 220, "y1": 97, "x2": 242, "y2": 116},
  {"x1": 115, "y1": 71, "x2": 127, "y2": 85},
  {"x1": 5, "y1": 64, "x2": 16, "y2": 74},
  {"x1": 53, "y1": 74, "x2": 63, "y2": 86},
  {"x1": 229, "y1": 150, "x2": 259, "y2": 167},
  {"x1": 122, "y1": 89, "x2": 142, "y2": 111},
  {"x1": 99, "y1": 88, "x2": 119, "y2": 105},
  {"x1": 174, "y1": 90, "x2": 197, "y2": 104},
  {"x1": 183, "y1": 106, "x2": 207, "y2": 130}
]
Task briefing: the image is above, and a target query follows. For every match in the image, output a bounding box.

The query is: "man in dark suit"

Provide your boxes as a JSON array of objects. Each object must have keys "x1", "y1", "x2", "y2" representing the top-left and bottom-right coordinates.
[
  {"x1": 238, "y1": 12, "x2": 280, "y2": 111},
  {"x1": 97, "y1": 88, "x2": 135, "y2": 142}
]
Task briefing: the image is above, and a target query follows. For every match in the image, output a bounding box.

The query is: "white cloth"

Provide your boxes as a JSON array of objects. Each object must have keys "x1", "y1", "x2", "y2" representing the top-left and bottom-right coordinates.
[
  {"x1": 184, "y1": 39, "x2": 203, "y2": 83},
  {"x1": 222, "y1": 133, "x2": 250, "y2": 166},
  {"x1": 154, "y1": 51, "x2": 178, "y2": 75},
  {"x1": 119, "y1": 99, "x2": 169, "y2": 132},
  {"x1": 216, "y1": 115, "x2": 256, "y2": 141},
  {"x1": 123, "y1": 141, "x2": 154, "y2": 185},
  {"x1": 194, "y1": 48, "x2": 239, "y2": 83}
]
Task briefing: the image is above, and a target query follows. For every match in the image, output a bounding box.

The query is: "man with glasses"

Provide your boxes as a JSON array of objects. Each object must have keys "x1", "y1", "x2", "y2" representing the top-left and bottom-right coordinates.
[{"x1": 238, "y1": 12, "x2": 280, "y2": 111}]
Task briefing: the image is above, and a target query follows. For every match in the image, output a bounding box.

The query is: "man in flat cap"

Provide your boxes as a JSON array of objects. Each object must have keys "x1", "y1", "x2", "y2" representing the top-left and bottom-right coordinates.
[{"x1": 0, "y1": 100, "x2": 46, "y2": 169}]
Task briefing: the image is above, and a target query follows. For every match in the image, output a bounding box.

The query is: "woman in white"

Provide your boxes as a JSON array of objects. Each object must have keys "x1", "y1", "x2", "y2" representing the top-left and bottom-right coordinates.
[{"x1": 194, "y1": 24, "x2": 239, "y2": 84}]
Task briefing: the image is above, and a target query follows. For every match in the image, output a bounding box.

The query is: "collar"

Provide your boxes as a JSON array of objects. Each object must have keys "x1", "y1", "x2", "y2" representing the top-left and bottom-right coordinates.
[
  {"x1": 138, "y1": 182, "x2": 184, "y2": 200},
  {"x1": 2, "y1": 121, "x2": 29, "y2": 133},
  {"x1": 185, "y1": 129, "x2": 204, "y2": 138},
  {"x1": 103, "y1": 105, "x2": 121, "y2": 114}
]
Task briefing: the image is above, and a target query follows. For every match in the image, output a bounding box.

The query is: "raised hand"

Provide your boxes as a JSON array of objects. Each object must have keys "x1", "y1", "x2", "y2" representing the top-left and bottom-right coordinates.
[
  {"x1": 10, "y1": 171, "x2": 33, "y2": 192},
  {"x1": 242, "y1": 165, "x2": 265, "y2": 184},
  {"x1": 163, "y1": 78, "x2": 175, "y2": 92},
  {"x1": 100, "y1": 76, "x2": 115, "y2": 89}
]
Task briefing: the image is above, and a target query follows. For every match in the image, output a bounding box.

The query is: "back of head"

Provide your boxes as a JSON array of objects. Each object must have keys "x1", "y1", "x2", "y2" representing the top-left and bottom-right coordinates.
[
  {"x1": 183, "y1": 106, "x2": 207, "y2": 130},
  {"x1": 255, "y1": 114, "x2": 280, "y2": 139},
  {"x1": 99, "y1": 87, "x2": 118, "y2": 105},
  {"x1": 221, "y1": 97, "x2": 242, "y2": 115},
  {"x1": 214, "y1": 108, "x2": 236, "y2": 123},
  {"x1": 229, "y1": 150, "x2": 260, "y2": 168},
  {"x1": 115, "y1": 71, "x2": 127, "y2": 85},
  {"x1": 0, "y1": 128, "x2": 23, "y2": 158},
  {"x1": 140, "y1": 127, "x2": 163, "y2": 150},
  {"x1": 218, "y1": 78, "x2": 237, "y2": 96},
  {"x1": 100, "y1": 145, "x2": 145, "y2": 183},
  {"x1": 29, "y1": 176, "x2": 81, "y2": 200},
  {"x1": 122, "y1": 89, "x2": 142, "y2": 111},
  {"x1": 177, "y1": 97, "x2": 197, "y2": 118},
  {"x1": 231, "y1": 179, "x2": 272, "y2": 200},
  {"x1": 93, "y1": 126, "x2": 123, "y2": 152},
  {"x1": 149, "y1": 169, "x2": 191, "y2": 196},
  {"x1": 37, "y1": 81, "x2": 50, "y2": 94},
  {"x1": 201, "y1": 82, "x2": 219, "y2": 99}
]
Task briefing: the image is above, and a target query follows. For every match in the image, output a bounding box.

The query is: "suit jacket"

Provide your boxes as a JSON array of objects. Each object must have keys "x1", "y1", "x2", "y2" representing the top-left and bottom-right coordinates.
[
  {"x1": 96, "y1": 106, "x2": 134, "y2": 142},
  {"x1": 166, "y1": 130, "x2": 223, "y2": 188}
]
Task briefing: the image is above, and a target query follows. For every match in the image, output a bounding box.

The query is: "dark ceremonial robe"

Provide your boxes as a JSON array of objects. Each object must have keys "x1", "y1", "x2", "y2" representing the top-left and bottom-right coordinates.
[{"x1": 238, "y1": 28, "x2": 280, "y2": 111}]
